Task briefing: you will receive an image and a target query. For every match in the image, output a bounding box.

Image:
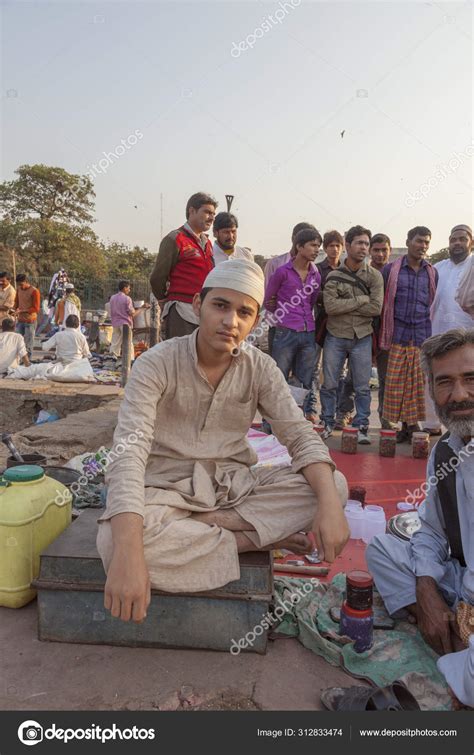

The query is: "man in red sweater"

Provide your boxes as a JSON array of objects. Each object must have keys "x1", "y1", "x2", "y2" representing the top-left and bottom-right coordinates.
[
  {"x1": 150, "y1": 192, "x2": 217, "y2": 339},
  {"x1": 14, "y1": 274, "x2": 41, "y2": 358}
]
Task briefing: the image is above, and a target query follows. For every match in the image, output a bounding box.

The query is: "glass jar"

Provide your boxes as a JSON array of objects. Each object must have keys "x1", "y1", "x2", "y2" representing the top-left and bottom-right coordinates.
[
  {"x1": 379, "y1": 429, "x2": 396, "y2": 457},
  {"x1": 346, "y1": 570, "x2": 374, "y2": 610},
  {"x1": 349, "y1": 486, "x2": 366, "y2": 504},
  {"x1": 341, "y1": 427, "x2": 358, "y2": 454},
  {"x1": 340, "y1": 601, "x2": 373, "y2": 653},
  {"x1": 412, "y1": 431, "x2": 430, "y2": 459}
]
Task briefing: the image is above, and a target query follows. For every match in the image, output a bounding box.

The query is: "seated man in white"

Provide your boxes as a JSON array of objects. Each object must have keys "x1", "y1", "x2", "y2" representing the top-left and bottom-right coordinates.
[
  {"x1": 42, "y1": 314, "x2": 91, "y2": 365},
  {"x1": 0, "y1": 318, "x2": 30, "y2": 375}
]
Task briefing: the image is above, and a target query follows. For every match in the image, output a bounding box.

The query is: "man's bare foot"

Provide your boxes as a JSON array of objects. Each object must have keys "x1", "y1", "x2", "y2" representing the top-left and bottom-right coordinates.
[{"x1": 271, "y1": 532, "x2": 313, "y2": 555}]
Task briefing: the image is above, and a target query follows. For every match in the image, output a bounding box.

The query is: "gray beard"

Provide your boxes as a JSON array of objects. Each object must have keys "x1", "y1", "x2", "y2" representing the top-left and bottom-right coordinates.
[{"x1": 437, "y1": 405, "x2": 474, "y2": 439}]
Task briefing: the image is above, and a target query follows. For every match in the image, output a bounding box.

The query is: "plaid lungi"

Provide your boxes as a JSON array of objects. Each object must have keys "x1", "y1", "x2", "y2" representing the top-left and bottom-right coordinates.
[{"x1": 383, "y1": 343, "x2": 425, "y2": 425}]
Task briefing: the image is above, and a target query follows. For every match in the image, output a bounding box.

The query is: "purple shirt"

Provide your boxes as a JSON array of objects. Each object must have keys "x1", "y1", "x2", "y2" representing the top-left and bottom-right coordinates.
[
  {"x1": 382, "y1": 256, "x2": 438, "y2": 346},
  {"x1": 109, "y1": 291, "x2": 134, "y2": 328},
  {"x1": 265, "y1": 260, "x2": 321, "y2": 332}
]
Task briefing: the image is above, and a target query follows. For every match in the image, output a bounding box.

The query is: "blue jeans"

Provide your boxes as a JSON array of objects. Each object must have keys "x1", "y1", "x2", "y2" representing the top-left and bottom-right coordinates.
[
  {"x1": 16, "y1": 321, "x2": 36, "y2": 358},
  {"x1": 335, "y1": 350, "x2": 389, "y2": 419},
  {"x1": 272, "y1": 327, "x2": 317, "y2": 409},
  {"x1": 337, "y1": 367, "x2": 355, "y2": 416},
  {"x1": 320, "y1": 332, "x2": 372, "y2": 428},
  {"x1": 303, "y1": 343, "x2": 322, "y2": 416}
]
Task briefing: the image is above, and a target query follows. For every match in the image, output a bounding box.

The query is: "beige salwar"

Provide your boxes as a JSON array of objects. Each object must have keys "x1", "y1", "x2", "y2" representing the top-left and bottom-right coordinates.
[
  {"x1": 110, "y1": 326, "x2": 135, "y2": 360},
  {"x1": 97, "y1": 330, "x2": 347, "y2": 592}
]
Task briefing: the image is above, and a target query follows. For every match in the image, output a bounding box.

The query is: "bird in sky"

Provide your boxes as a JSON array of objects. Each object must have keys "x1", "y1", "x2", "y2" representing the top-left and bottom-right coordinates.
[{"x1": 340, "y1": 130, "x2": 345, "y2": 139}]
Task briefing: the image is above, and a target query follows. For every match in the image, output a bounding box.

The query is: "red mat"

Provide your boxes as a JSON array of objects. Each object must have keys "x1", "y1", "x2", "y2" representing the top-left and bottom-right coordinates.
[{"x1": 274, "y1": 451, "x2": 428, "y2": 581}]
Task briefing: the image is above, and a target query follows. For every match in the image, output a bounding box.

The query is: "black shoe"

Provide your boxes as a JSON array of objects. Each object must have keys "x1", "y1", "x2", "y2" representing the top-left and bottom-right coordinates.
[
  {"x1": 396, "y1": 427, "x2": 410, "y2": 444},
  {"x1": 397, "y1": 424, "x2": 418, "y2": 444},
  {"x1": 422, "y1": 428, "x2": 442, "y2": 437}
]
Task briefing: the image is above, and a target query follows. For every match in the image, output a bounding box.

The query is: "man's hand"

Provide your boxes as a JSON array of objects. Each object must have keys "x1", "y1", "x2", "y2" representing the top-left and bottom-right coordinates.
[
  {"x1": 104, "y1": 546, "x2": 151, "y2": 622},
  {"x1": 302, "y1": 462, "x2": 349, "y2": 562},
  {"x1": 416, "y1": 576, "x2": 455, "y2": 655},
  {"x1": 103, "y1": 513, "x2": 151, "y2": 623},
  {"x1": 312, "y1": 492, "x2": 350, "y2": 562}
]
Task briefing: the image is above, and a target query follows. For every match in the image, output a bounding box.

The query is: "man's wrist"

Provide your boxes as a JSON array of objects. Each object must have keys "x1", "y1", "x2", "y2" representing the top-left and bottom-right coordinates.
[{"x1": 416, "y1": 575, "x2": 439, "y2": 599}]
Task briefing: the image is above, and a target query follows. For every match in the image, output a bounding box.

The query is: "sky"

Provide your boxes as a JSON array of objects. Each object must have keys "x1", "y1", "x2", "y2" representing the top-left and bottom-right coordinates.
[{"x1": 1, "y1": 0, "x2": 473, "y2": 257}]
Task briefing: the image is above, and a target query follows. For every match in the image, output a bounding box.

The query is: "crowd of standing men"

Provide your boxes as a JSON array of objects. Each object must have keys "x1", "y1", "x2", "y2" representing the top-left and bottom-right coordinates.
[{"x1": 150, "y1": 191, "x2": 473, "y2": 443}]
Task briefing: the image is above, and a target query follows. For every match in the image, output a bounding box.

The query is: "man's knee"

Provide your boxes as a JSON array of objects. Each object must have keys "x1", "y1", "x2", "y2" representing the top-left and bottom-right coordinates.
[
  {"x1": 366, "y1": 533, "x2": 405, "y2": 575},
  {"x1": 334, "y1": 469, "x2": 348, "y2": 508}
]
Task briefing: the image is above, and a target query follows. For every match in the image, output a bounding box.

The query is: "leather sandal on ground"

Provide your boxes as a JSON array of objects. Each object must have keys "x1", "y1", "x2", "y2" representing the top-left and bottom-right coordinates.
[{"x1": 320, "y1": 682, "x2": 420, "y2": 711}]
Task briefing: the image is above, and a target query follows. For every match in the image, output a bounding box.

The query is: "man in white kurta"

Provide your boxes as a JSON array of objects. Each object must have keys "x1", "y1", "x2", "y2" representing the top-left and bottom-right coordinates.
[
  {"x1": 98, "y1": 259, "x2": 349, "y2": 623},
  {"x1": 42, "y1": 315, "x2": 91, "y2": 364},
  {"x1": 424, "y1": 225, "x2": 473, "y2": 433},
  {"x1": 212, "y1": 211, "x2": 253, "y2": 265},
  {"x1": 367, "y1": 328, "x2": 474, "y2": 707}
]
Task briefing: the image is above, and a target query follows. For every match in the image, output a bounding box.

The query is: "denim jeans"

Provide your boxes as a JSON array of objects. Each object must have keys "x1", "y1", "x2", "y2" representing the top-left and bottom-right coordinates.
[
  {"x1": 337, "y1": 367, "x2": 355, "y2": 416},
  {"x1": 335, "y1": 350, "x2": 389, "y2": 419},
  {"x1": 320, "y1": 332, "x2": 372, "y2": 428},
  {"x1": 302, "y1": 343, "x2": 322, "y2": 416},
  {"x1": 272, "y1": 326, "x2": 317, "y2": 399},
  {"x1": 16, "y1": 321, "x2": 36, "y2": 358}
]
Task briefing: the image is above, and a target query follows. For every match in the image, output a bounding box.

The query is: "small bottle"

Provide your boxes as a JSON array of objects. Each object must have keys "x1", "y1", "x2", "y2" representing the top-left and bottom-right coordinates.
[
  {"x1": 341, "y1": 427, "x2": 358, "y2": 454},
  {"x1": 340, "y1": 601, "x2": 373, "y2": 653},
  {"x1": 379, "y1": 429, "x2": 396, "y2": 457},
  {"x1": 412, "y1": 431, "x2": 430, "y2": 459},
  {"x1": 346, "y1": 570, "x2": 374, "y2": 611}
]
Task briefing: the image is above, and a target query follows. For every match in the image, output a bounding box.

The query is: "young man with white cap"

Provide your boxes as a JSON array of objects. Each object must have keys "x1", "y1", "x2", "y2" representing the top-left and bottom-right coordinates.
[
  {"x1": 98, "y1": 258, "x2": 349, "y2": 623},
  {"x1": 423, "y1": 224, "x2": 473, "y2": 436}
]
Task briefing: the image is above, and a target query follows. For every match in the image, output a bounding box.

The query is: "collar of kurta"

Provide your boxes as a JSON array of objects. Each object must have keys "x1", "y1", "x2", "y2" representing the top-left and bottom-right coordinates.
[
  {"x1": 189, "y1": 328, "x2": 246, "y2": 373},
  {"x1": 213, "y1": 241, "x2": 233, "y2": 256}
]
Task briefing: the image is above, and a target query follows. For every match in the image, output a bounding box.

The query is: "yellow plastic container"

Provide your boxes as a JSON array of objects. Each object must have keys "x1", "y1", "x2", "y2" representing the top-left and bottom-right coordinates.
[{"x1": 0, "y1": 465, "x2": 72, "y2": 608}]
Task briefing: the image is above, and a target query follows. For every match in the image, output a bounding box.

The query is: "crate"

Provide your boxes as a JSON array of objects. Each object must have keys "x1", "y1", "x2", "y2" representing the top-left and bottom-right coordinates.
[{"x1": 34, "y1": 509, "x2": 273, "y2": 653}]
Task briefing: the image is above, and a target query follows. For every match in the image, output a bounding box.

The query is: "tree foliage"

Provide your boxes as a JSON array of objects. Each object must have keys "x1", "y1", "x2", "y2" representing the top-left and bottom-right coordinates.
[
  {"x1": 101, "y1": 241, "x2": 155, "y2": 279},
  {"x1": 0, "y1": 164, "x2": 154, "y2": 282},
  {"x1": 429, "y1": 247, "x2": 449, "y2": 265},
  {"x1": 0, "y1": 164, "x2": 95, "y2": 225}
]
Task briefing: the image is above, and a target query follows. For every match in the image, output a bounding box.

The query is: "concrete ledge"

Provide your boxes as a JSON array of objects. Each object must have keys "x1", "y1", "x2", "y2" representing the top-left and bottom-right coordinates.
[{"x1": 0, "y1": 379, "x2": 122, "y2": 433}]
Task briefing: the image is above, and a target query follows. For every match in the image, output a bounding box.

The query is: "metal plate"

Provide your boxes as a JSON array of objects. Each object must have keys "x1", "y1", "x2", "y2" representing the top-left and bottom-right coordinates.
[{"x1": 388, "y1": 511, "x2": 421, "y2": 541}]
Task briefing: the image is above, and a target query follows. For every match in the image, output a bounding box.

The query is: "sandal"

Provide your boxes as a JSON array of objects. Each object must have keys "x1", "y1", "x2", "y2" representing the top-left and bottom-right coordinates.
[{"x1": 320, "y1": 681, "x2": 420, "y2": 711}]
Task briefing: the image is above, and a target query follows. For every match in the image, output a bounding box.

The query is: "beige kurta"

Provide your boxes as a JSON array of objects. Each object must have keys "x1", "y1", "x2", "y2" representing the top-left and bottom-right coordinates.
[
  {"x1": 0, "y1": 283, "x2": 16, "y2": 313},
  {"x1": 97, "y1": 330, "x2": 347, "y2": 592}
]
